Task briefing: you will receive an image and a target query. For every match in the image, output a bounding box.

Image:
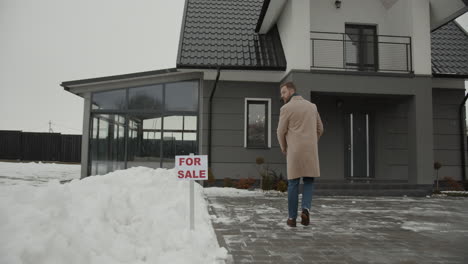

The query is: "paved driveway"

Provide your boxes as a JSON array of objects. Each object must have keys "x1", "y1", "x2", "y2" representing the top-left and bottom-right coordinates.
[{"x1": 206, "y1": 192, "x2": 468, "y2": 264}]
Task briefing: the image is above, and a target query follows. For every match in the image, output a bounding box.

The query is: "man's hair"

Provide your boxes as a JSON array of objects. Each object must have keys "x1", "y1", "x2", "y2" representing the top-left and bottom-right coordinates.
[{"x1": 280, "y1": 81, "x2": 296, "y2": 92}]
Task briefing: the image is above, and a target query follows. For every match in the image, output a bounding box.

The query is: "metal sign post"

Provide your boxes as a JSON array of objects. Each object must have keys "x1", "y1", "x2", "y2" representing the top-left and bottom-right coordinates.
[{"x1": 190, "y1": 179, "x2": 194, "y2": 230}]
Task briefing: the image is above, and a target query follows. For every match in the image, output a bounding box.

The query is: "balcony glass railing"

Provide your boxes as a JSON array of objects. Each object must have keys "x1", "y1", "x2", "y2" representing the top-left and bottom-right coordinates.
[{"x1": 310, "y1": 31, "x2": 412, "y2": 73}]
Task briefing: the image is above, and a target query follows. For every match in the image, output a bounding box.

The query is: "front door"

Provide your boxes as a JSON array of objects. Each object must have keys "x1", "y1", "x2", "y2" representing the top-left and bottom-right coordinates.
[{"x1": 344, "y1": 112, "x2": 374, "y2": 179}]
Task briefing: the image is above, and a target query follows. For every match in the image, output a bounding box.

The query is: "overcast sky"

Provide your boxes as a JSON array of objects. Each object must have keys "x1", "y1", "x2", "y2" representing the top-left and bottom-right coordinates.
[
  {"x1": 0, "y1": 1, "x2": 467, "y2": 134},
  {"x1": 0, "y1": 0, "x2": 185, "y2": 134}
]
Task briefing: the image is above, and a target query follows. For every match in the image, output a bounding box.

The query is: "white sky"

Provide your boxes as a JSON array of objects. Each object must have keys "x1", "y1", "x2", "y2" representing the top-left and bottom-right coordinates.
[
  {"x1": 0, "y1": 1, "x2": 467, "y2": 134},
  {"x1": 0, "y1": 0, "x2": 185, "y2": 134}
]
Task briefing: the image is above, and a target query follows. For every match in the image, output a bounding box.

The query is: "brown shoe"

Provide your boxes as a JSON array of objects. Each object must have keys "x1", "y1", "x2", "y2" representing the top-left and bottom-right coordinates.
[
  {"x1": 287, "y1": 218, "x2": 296, "y2": 227},
  {"x1": 301, "y1": 209, "x2": 310, "y2": 226}
]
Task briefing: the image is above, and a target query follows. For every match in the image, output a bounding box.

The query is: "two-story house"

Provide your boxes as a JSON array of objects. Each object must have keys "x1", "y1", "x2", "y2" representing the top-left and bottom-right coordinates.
[{"x1": 62, "y1": 0, "x2": 468, "y2": 194}]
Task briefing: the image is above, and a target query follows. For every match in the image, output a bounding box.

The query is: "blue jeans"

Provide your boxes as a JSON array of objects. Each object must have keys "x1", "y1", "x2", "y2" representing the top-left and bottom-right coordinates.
[{"x1": 288, "y1": 177, "x2": 315, "y2": 219}]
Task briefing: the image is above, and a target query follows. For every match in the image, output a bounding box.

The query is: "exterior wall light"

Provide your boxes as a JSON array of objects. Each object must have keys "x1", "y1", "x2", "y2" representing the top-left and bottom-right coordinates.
[
  {"x1": 335, "y1": 0, "x2": 342, "y2": 9},
  {"x1": 336, "y1": 99, "x2": 344, "y2": 108}
]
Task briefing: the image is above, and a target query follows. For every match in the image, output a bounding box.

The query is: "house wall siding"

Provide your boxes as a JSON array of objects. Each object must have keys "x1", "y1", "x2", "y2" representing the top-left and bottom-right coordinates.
[
  {"x1": 432, "y1": 88, "x2": 466, "y2": 181},
  {"x1": 201, "y1": 80, "x2": 287, "y2": 180},
  {"x1": 202, "y1": 75, "x2": 466, "y2": 184}
]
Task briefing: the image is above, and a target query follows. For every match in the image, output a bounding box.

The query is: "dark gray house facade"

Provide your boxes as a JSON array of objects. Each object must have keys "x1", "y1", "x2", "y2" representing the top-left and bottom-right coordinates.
[{"x1": 63, "y1": 0, "x2": 468, "y2": 193}]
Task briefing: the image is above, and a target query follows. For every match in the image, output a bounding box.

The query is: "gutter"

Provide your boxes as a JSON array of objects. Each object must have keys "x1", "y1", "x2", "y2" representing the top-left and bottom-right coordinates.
[
  {"x1": 459, "y1": 93, "x2": 468, "y2": 182},
  {"x1": 208, "y1": 68, "x2": 221, "y2": 168}
]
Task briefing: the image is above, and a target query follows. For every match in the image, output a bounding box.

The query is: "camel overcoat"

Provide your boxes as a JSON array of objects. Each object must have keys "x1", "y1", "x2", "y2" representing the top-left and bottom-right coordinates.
[{"x1": 277, "y1": 95, "x2": 324, "y2": 180}]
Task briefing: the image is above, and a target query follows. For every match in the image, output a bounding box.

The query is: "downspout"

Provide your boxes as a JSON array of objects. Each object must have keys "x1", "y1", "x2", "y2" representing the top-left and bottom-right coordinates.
[
  {"x1": 459, "y1": 93, "x2": 468, "y2": 182},
  {"x1": 208, "y1": 68, "x2": 221, "y2": 168}
]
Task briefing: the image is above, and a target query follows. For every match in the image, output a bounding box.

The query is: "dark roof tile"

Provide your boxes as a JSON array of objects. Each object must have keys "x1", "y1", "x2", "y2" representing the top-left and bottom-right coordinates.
[
  {"x1": 431, "y1": 21, "x2": 468, "y2": 76},
  {"x1": 177, "y1": 0, "x2": 286, "y2": 70}
]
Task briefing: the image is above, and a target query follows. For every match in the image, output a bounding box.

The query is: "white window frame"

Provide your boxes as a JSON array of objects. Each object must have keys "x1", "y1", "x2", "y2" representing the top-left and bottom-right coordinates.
[{"x1": 244, "y1": 98, "x2": 272, "y2": 148}]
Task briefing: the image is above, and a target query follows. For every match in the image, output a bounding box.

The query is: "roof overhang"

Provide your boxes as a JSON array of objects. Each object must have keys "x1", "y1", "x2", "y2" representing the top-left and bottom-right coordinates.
[
  {"x1": 432, "y1": 73, "x2": 468, "y2": 79},
  {"x1": 61, "y1": 68, "x2": 203, "y2": 96},
  {"x1": 255, "y1": 0, "x2": 288, "y2": 34},
  {"x1": 430, "y1": 0, "x2": 468, "y2": 31},
  {"x1": 177, "y1": 68, "x2": 286, "y2": 82}
]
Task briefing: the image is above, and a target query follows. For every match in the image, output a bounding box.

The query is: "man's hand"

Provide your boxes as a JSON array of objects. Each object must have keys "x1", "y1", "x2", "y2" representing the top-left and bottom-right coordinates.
[{"x1": 282, "y1": 149, "x2": 287, "y2": 156}]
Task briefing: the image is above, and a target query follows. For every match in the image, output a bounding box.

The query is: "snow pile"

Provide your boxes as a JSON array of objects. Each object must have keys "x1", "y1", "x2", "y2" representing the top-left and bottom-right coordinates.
[
  {"x1": 401, "y1": 221, "x2": 447, "y2": 232},
  {"x1": 0, "y1": 167, "x2": 227, "y2": 264},
  {"x1": 441, "y1": 191, "x2": 468, "y2": 194},
  {"x1": 0, "y1": 161, "x2": 80, "y2": 185},
  {"x1": 204, "y1": 187, "x2": 263, "y2": 197}
]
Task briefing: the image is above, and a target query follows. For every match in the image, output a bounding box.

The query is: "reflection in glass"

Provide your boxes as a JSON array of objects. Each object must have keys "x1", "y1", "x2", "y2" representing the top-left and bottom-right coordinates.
[
  {"x1": 128, "y1": 84, "x2": 163, "y2": 111},
  {"x1": 92, "y1": 89, "x2": 126, "y2": 110},
  {"x1": 247, "y1": 102, "x2": 267, "y2": 148},
  {"x1": 184, "y1": 116, "x2": 197, "y2": 130},
  {"x1": 89, "y1": 114, "x2": 126, "y2": 175},
  {"x1": 126, "y1": 113, "x2": 163, "y2": 169},
  {"x1": 163, "y1": 115, "x2": 183, "y2": 130},
  {"x1": 165, "y1": 81, "x2": 198, "y2": 111}
]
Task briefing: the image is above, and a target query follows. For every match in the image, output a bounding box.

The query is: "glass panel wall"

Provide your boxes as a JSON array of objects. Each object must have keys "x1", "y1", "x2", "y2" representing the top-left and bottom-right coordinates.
[
  {"x1": 126, "y1": 113, "x2": 162, "y2": 169},
  {"x1": 89, "y1": 114, "x2": 125, "y2": 175},
  {"x1": 92, "y1": 89, "x2": 126, "y2": 110},
  {"x1": 165, "y1": 81, "x2": 198, "y2": 111},
  {"x1": 161, "y1": 114, "x2": 198, "y2": 168},
  {"x1": 88, "y1": 80, "x2": 199, "y2": 176}
]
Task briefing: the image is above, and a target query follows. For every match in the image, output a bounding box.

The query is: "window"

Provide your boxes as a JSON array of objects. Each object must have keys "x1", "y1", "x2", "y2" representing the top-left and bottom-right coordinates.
[
  {"x1": 165, "y1": 81, "x2": 198, "y2": 112},
  {"x1": 345, "y1": 24, "x2": 378, "y2": 71},
  {"x1": 128, "y1": 84, "x2": 163, "y2": 111},
  {"x1": 92, "y1": 89, "x2": 126, "y2": 110},
  {"x1": 244, "y1": 98, "x2": 271, "y2": 148}
]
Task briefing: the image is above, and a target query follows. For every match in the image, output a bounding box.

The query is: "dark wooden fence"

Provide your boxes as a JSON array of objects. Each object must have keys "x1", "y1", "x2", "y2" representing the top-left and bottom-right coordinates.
[{"x1": 0, "y1": 130, "x2": 81, "y2": 163}]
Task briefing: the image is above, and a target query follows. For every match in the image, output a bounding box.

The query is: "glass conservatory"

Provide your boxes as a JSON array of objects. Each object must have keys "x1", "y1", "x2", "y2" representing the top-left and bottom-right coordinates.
[{"x1": 88, "y1": 80, "x2": 199, "y2": 176}]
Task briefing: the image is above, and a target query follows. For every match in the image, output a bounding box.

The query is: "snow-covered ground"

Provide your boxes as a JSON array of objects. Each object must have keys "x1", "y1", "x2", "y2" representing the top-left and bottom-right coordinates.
[
  {"x1": 204, "y1": 187, "x2": 263, "y2": 197},
  {"x1": 0, "y1": 161, "x2": 80, "y2": 185},
  {"x1": 0, "y1": 166, "x2": 227, "y2": 264}
]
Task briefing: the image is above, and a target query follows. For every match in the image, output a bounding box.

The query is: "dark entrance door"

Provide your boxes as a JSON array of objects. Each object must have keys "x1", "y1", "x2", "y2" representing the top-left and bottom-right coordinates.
[
  {"x1": 345, "y1": 24, "x2": 378, "y2": 71},
  {"x1": 344, "y1": 112, "x2": 374, "y2": 179}
]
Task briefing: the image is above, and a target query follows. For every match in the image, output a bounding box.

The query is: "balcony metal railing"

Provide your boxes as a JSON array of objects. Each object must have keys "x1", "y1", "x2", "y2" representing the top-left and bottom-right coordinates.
[{"x1": 310, "y1": 31, "x2": 413, "y2": 73}]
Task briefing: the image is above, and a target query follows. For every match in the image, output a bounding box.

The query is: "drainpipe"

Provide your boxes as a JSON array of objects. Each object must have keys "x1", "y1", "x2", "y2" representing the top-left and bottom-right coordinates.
[
  {"x1": 208, "y1": 68, "x2": 221, "y2": 168},
  {"x1": 459, "y1": 93, "x2": 468, "y2": 182}
]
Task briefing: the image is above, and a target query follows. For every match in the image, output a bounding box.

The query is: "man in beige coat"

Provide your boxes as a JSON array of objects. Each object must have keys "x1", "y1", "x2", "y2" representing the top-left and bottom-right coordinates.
[{"x1": 277, "y1": 82, "x2": 323, "y2": 227}]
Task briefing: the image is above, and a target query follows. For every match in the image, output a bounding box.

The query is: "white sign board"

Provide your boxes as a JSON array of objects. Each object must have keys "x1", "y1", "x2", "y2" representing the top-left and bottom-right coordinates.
[{"x1": 175, "y1": 155, "x2": 208, "y2": 180}]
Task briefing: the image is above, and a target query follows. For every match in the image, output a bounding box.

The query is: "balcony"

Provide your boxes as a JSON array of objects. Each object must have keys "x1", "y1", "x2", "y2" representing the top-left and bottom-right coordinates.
[{"x1": 310, "y1": 31, "x2": 413, "y2": 74}]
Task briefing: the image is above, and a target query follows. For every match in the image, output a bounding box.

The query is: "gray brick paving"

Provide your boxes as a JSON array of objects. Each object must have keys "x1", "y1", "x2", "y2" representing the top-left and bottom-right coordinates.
[{"x1": 206, "y1": 192, "x2": 468, "y2": 264}]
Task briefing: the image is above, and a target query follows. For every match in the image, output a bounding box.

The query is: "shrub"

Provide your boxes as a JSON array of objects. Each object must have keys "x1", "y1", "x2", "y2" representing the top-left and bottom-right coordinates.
[
  {"x1": 261, "y1": 174, "x2": 275, "y2": 191},
  {"x1": 276, "y1": 180, "x2": 288, "y2": 192},
  {"x1": 442, "y1": 176, "x2": 464, "y2": 191},
  {"x1": 255, "y1": 157, "x2": 265, "y2": 165},
  {"x1": 235, "y1": 178, "x2": 256, "y2": 189},
  {"x1": 261, "y1": 168, "x2": 285, "y2": 191},
  {"x1": 223, "y1": 177, "x2": 233, "y2": 188},
  {"x1": 433, "y1": 161, "x2": 442, "y2": 191},
  {"x1": 207, "y1": 168, "x2": 215, "y2": 186},
  {"x1": 255, "y1": 156, "x2": 286, "y2": 191}
]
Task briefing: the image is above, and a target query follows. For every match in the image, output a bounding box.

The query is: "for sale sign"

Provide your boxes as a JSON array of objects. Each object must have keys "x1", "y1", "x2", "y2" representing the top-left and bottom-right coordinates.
[{"x1": 175, "y1": 155, "x2": 208, "y2": 180}]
